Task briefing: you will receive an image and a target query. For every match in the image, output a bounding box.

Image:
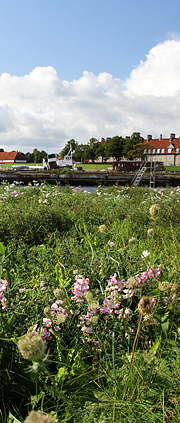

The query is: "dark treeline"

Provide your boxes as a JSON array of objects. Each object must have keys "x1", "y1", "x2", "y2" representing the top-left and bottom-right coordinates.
[{"x1": 0, "y1": 132, "x2": 146, "y2": 163}]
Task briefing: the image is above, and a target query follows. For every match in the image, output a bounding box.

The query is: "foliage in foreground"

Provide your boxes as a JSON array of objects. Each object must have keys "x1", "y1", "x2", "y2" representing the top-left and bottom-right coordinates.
[{"x1": 0, "y1": 183, "x2": 180, "y2": 422}]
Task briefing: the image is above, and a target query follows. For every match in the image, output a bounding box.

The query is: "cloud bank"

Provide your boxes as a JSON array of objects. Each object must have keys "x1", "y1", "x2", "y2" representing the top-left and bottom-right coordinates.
[{"x1": 0, "y1": 39, "x2": 180, "y2": 152}]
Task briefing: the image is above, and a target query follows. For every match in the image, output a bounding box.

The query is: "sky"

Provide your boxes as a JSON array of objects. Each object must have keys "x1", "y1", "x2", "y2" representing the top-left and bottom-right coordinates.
[{"x1": 0, "y1": 0, "x2": 180, "y2": 153}]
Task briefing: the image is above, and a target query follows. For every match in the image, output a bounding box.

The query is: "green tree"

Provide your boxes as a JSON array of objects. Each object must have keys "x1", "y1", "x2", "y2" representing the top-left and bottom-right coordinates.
[
  {"x1": 95, "y1": 138, "x2": 106, "y2": 163},
  {"x1": 105, "y1": 136, "x2": 125, "y2": 161},
  {"x1": 123, "y1": 132, "x2": 144, "y2": 159},
  {"x1": 86, "y1": 138, "x2": 100, "y2": 162},
  {"x1": 74, "y1": 144, "x2": 87, "y2": 162},
  {"x1": 60, "y1": 139, "x2": 78, "y2": 158}
]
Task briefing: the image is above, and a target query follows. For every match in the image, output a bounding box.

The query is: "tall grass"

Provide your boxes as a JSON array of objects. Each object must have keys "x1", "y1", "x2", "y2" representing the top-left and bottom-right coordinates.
[{"x1": 0, "y1": 183, "x2": 180, "y2": 422}]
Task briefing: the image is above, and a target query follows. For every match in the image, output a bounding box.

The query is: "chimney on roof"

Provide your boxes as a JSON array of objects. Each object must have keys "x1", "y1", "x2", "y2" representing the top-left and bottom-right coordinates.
[
  {"x1": 147, "y1": 135, "x2": 152, "y2": 142},
  {"x1": 170, "y1": 133, "x2": 175, "y2": 141},
  {"x1": 159, "y1": 134, "x2": 162, "y2": 140}
]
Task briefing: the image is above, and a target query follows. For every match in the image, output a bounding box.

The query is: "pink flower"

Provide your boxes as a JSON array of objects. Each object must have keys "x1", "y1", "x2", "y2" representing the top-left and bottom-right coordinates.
[{"x1": 108, "y1": 241, "x2": 115, "y2": 247}]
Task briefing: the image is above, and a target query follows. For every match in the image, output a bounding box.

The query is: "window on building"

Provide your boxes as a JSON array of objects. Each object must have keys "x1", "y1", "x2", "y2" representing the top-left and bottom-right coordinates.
[
  {"x1": 157, "y1": 149, "x2": 160, "y2": 154},
  {"x1": 161, "y1": 148, "x2": 165, "y2": 153},
  {"x1": 168, "y1": 148, "x2": 172, "y2": 153},
  {"x1": 152, "y1": 149, "x2": 155, "y2": 154}
]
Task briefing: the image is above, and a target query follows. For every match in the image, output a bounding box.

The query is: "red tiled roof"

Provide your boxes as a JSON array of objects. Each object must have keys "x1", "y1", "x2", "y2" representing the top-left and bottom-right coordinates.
[
  {"x1": 144, "y1": 138, "x2": 180, "y2": 149},
  {"x1": 0, "y1": 152, "x2": 18, "y2": 160},
  {"x1": 0, "y1": 152, "x2": 27, "y2": 162},
  {"x1": 144, "y1": 137, "x2": 180, "y2": 154}
]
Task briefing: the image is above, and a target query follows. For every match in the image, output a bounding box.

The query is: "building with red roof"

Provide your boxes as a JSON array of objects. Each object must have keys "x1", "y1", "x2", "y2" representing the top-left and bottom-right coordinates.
[
  {"x1": 144, "y1": 133, "x2": 180, "y2": 166},
  {"x1": 0, "y1": 151, "x2": 27, "y2": 165}
]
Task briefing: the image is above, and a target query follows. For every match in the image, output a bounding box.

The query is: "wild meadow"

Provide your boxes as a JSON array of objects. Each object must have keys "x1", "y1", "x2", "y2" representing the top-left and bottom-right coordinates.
[{"x1": 0, "y1": 182, "x2": 180, "y2": 423}]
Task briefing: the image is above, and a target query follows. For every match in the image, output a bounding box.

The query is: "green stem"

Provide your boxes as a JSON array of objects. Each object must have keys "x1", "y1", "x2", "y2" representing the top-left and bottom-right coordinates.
[
  {"x1": 44, "y1": 367, "x2": 83, "y2": 422},
  {"x1": 121, "y1": 313, "x2": 143, "y2": 404}
]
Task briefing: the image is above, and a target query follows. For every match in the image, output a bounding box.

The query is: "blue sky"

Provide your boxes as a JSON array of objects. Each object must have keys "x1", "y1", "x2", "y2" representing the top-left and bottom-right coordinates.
[
  {"x1": 1, "y1": 0, "x2": 179, "y2": 81},
  {"x1": 0, "y1": 0, "x2": 180, "y2": 152}
]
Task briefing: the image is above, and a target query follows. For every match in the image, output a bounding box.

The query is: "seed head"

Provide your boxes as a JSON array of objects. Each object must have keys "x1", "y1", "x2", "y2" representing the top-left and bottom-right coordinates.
[
  {"x1": 85, "y1": 291, "x2": 93, "y2": 304},
  {"x1": 18, "y1": 332, "x2": 46, "y2": 363},
  {"x1": 147, "y1": 228, "x2": 154, "y2": 236},
  {"x1": 53, "y1": 288, "x2": 66, "y2": 299},
  {"x1": 44, "y1": 306, "x2": 51, "y2": 317},
  {"x1": 138, "y1": 296, "x2": 155, "y2": 315},
  {"x1": 159, "y1": 281, "x2": 170, "y2": 291},
  {"x1": 149, "y1": 204, "x2": 160, "y2": 217},
  {"x1": 99, "y1": 224, "x2": 107, "y2": 233},
  {"x1": 24, "y1": 410, "x2": 52, "y2": 423},
  {"x1": 171, "y1": 283, "x2": 179, "y2": 294}
]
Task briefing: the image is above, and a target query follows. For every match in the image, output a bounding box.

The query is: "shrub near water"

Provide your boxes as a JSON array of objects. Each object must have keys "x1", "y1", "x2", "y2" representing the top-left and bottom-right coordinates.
[{"x1": 0, "y1": 183, "x2": 180, "y2": 422}]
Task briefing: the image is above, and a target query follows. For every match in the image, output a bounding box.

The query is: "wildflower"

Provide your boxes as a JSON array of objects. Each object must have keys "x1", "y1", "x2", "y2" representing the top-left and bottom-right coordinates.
[
  {"x1": 138, "y1": 296, "x2": 155, "y2": 315},
  {"x1": 24, "y1": 410, "x2": 52, "y2": 423},
  {"x1": 43, "y1": 318, "x2": 52, "y2": 328},
  {"x1": 99, "y1": 224, "x2": 107, "y2": 233},
  {"x1": 141, "y1": 250, "x2": 150, "y2": 258},
  {"x1": 147, "y1": 228, "x2": 154, "y2": 236},
  {"x1": 19, "y1": 288, "x2": 25, "y2": 293},
  {"x1": 81, "y1": 326, "x2": 93, "y2": 334},
  {"x1": 71, "y1": 275, "x2": 89, "y2": 302},
  {"x1": 108, "y1": 241, "x2": 115, "y2": 247},
  {"x1": 149, "y1": 204, "x2": 160, "y2": 216},
  {"x1": 18, "y1": 332, "x2": 46, "y2": 363}
]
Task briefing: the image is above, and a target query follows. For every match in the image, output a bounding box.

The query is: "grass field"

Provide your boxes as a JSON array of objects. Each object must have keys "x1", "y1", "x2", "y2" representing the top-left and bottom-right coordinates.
[{"x1": 2, "y1": 162, "x2": 180, "y2": 171}]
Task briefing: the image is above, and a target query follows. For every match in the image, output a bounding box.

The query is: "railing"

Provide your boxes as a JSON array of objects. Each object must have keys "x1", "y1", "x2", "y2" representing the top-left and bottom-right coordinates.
[{"x1": 130, "y1": 161, "x2": 147, "y2": 187}]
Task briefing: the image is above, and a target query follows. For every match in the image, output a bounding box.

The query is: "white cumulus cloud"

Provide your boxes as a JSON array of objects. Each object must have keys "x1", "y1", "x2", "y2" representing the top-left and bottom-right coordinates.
[{"x1": 0, "y1": 39, "x2": 180, "y2": 153}]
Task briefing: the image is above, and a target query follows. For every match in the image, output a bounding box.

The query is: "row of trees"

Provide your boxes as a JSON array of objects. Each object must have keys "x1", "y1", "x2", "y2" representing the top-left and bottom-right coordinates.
[
  {"x1": 60, "y1": 132, "x2": 146, "y2": 163},
  {"x1": 0, "y1": 132, "x2": 145, "y2": 163}
]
